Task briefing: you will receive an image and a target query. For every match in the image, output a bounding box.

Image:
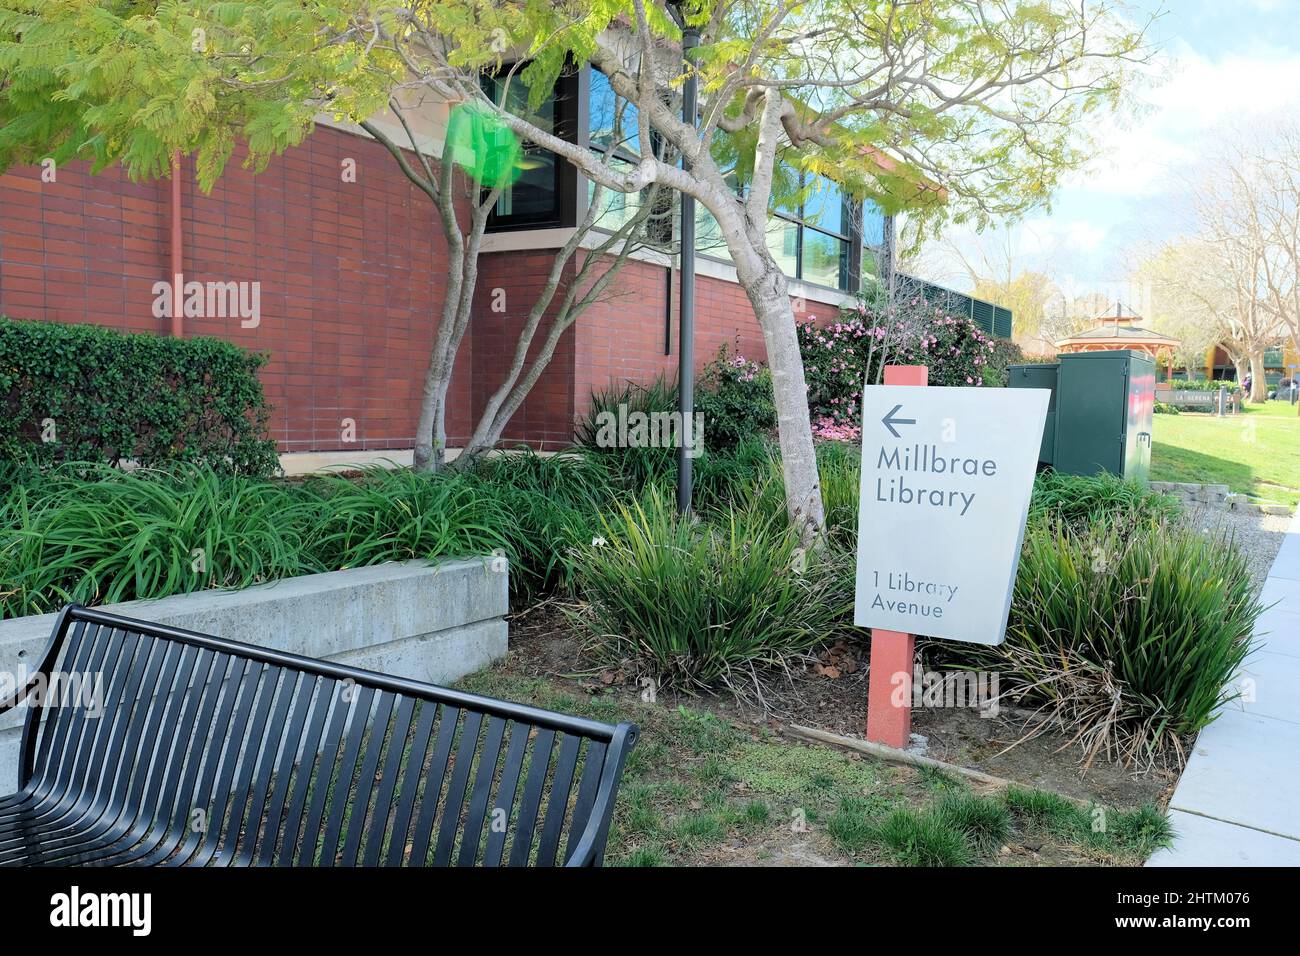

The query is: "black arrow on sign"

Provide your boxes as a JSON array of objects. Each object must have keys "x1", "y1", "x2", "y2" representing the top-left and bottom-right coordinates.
[{"x1": 880, "y1": 404, "x2": 916, "y2": 438}]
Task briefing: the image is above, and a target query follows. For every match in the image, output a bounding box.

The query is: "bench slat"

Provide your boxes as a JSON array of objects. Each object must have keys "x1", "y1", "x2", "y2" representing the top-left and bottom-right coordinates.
[
  {"x1": 235, "y1": 669, "x2": 305, "y2": 865},
  {"x1": 432, "y1": 709, "x2": 483, "y2": 866},
  {"x1": 407, "y1": 703, "x2": 461, "y2": 865},
  {"x1": 272, "y1": 676, "x2": 336, "y2": 866},
  {"x1": 252, "y1": 673, "x2": 320, "y2": 866},
  {"x1": 360, "y1": 695, "x2": 416, "y2": 867},
  {"x1": 565, "y1": 740, "x2": 607, "y2": 865},
  {"x1": 382, "y1": 699, "x2": 438, "y2": 866},
  {"x1": 483, "y1": 721, "x2": 530, "y2": 868},
  {"x1": 334, "y1": 690, "x2": 395, "y2": 867},
  {"x1": 536, "y1": 733, "x2": 582, "y2": 868},
  {"x1": 508, "y1": 728, "x2": 555, "y2": 867},
  {"x1": 458, "y1": 715, "x2": 508, "y2": 866}
]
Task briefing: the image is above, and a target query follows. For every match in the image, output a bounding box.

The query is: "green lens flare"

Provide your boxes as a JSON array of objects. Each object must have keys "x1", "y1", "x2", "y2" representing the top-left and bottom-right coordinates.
[{"x1": 444, "y1": 101, "x2": 523, "y2": 189}]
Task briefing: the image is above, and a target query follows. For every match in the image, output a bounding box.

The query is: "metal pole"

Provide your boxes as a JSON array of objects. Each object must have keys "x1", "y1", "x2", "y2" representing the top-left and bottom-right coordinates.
[{"x1": 677, "y1": 21, "x2": 699, "y2": 515}]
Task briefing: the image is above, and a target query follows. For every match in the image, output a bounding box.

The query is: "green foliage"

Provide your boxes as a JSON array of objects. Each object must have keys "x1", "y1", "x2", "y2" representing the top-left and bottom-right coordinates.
[
  {"x1": 933, "y1": 792, "x2": 1011, "y2": 853},
  {"x1": 0, "y1": 462, "x2": 547, "y2": 618},
  {"x1": 1153, "y1": 401, "x2": 1180, "y2": 415},
  {"x1": 691, "y1": 436, "x2": 781, "y2": 514},
  {"x1": 302, "y1": 467, "x2": 512, "y2": 570},
  {"x1": 1167, "y1": 378, "x2": 1241, "y2": 392},
  {"x1": 0, "y1": 464, "x2": 318, "y2": 617},
  {"x1": 574, "y1": 376, "x2": 679, "y2": 493},
  {"x1": 826, "y1": 796, "x2": 879, "y2": 853},
  {"x1": 954, "y1": 521, "x2": 1262, "y2": 768},
  {"x1": 983, "y1": 339, "x2": 1025, "y2": 388},
  {"x1": 1029, "y1": 471, "x2": 1181, "y2": 532},
  {"x1": 870, "y1": 807, "x2": 975, "y2": 866},
  {"x1": 0, "y1": 317, "x2": 278, "y2": 477},
  {"x1": 0, "y1": 1, "x2": 394, "y2": 190},
  {"x1": 1004, "y1": 786, "x2": 1174, "y2": 860},
  {"x1": 1, "y1": 0, "x2": 1149, "y2": 244},
  {"x1": 694, "y1": 343, "x2": 776, "y2": 451},
  {"x1": 688, "y1": 437, "x2": 861, "y2": 545},
  {"x1": 466, "y1": 449, "x2": 617, "y2": 596},
  {"x1": 571, "y1": 488, "x2": 853, "y2": 689}
]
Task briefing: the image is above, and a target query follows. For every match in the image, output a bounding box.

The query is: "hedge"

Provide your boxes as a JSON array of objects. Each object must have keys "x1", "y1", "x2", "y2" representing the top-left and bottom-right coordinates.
[{"x1": 0, "y1": 317, "x2": 279, "y2": 477}]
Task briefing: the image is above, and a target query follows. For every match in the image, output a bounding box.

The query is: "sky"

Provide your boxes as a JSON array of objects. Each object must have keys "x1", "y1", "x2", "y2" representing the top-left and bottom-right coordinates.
[{"x1": 922, "y1": 0, "x2": 1300, "y2": 311}]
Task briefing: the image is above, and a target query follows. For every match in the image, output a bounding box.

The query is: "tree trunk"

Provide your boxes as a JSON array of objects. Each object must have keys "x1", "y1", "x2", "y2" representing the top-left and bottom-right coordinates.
[
  {"x1": 1232, "y1": 353, "x2": 1249, "y2": 387},
  {"x1": 734, "y1": 250, "x2": 826, "y2": 545},
  {"x1": 1249, "y1": 350, "x2": 1268, "y2": 402}
]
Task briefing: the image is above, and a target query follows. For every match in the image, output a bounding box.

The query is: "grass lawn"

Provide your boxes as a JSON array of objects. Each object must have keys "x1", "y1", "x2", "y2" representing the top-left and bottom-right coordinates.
[
  {"x1": 457, "y1": 669, "x2": 1172, "y2": 867},
  {"x1": 1152, "y1": 400, "x2": 1300, "y2": 506}
]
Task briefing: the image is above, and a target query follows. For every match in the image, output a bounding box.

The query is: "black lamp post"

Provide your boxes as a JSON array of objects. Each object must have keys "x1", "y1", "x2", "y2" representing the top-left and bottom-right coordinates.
[{"x1": 668, "y1": 2, "x2": 699, "y2": 516}]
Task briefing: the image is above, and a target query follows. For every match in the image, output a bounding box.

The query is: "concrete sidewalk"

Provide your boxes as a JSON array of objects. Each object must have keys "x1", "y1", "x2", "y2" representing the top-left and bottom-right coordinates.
[{"x1": 1148, "y1": 508, "x2": 1300, "y2": 866}]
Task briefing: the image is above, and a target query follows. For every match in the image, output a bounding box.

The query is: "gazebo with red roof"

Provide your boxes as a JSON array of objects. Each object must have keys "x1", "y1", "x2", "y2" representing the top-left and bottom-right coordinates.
[{"x1": 1055, "y1": 304, "x2": 1181, "y2": 381}]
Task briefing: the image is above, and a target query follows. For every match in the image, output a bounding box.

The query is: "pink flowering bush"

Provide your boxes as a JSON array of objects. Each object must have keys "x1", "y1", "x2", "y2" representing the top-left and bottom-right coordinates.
[
  {"x1": 696, "y1": 342, "x2": 776, "y2": 450},
  {"x1": 797, "y1": 297, "x2": 1001, "y2": 438}
]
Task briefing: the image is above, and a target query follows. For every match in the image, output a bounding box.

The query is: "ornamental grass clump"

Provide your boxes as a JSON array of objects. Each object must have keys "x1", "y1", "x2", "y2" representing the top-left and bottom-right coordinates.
[
  {"x1": 1029, "y1": 471, "x2": 1181, "y2": 533},
  {"x1": 0, "y1": 464, "x2": 320, "y2": 616},
  {"x1": 0, "y1": 463, "x2": 521, "y2": 618},
  {"x1": 572, "y1": 489, "x2": 853, "y2": 690},
  {"x1": 958, "y1": 520, "x2": 1261, "y2": 770},
  {"x1": 466, "y1": 449, "x2": 618, "y2": 596},
  {"x1": 304, "y1": 465, "x2": 513, "y2": 570}
]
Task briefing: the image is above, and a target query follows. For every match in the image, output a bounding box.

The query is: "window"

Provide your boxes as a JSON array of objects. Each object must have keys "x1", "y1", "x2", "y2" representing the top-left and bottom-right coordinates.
[
  {"x1": 588, "y1": 70, "x2": 640, "y2": 157},
  {"x1": 485, "y1": 68, "x2": 578, "y2": 231},
  {"x1": 586, "y1": 70, "x2": 644, "y2": 233},
  {"x1": 486, "y1": 65, "x2": 893, "y2": 292},
  {"x1": 755, "y1": 172, "x2": 853, "y2": 291},
  {"x1": 861, "y1": 199, "x2": 886, "y2": 249}
]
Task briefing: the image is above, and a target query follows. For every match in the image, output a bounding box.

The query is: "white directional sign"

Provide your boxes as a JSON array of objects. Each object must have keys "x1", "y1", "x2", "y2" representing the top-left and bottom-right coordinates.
[{"x1": 854, "y1": 385, "x2": 1050, "y2": 645}]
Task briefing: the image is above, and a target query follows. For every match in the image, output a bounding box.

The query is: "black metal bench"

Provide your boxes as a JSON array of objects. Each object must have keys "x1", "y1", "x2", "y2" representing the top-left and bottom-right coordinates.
[{"x1": 0, "y1": 605, "x2": 637, "y2": 867}]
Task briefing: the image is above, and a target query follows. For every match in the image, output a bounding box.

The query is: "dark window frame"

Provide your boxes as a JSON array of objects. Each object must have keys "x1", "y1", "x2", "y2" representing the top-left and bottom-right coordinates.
[{"x1": 483, "y1": 64, "x2": 581, "y2": 232}]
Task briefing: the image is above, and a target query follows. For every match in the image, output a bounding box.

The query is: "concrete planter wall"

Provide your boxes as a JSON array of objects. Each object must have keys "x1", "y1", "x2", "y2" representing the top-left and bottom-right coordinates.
[{"x1": 0, "y1": 558, "x2": 509, "y2": 796}]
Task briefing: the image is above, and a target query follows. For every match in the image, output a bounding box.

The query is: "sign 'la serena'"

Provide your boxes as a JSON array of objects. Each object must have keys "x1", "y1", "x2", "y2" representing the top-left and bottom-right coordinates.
[{"x1": 855, "y1": 384, "x2": 1050, "y2": 646}]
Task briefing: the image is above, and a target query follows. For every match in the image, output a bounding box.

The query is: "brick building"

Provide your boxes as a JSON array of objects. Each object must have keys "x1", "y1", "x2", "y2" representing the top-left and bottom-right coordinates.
[{"x1": 0, "y1": 66, "x2": 993, "y2": 466}]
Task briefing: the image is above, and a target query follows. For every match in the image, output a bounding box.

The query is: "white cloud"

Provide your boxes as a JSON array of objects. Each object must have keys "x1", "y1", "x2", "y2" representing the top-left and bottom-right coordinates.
[
  {"x1": 1069, "y1": 40, "x2": 1300, "y2": 197},
  {"x1": 1017, "y1": 218, "x2": 1110, "y2": 256}
]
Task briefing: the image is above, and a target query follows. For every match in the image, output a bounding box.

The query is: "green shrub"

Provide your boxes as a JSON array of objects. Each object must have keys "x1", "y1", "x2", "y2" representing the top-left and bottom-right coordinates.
[
  {"x1": 1029, "y1": 471, "x2": 1181, "y2": 532},
  {"x1": 0, "y1": 316, "x2": 279, "y2": 477},
  {"x1": 798, "y1": 299, "x2": 1002, "y2": 436},
  {"x1": 871, "y1": 807, "x2": 975, "y2": 866},
  {"x1": 574, "y1": 376, "x2": 679, "y2": 492},
  {"x1": 694, "y1": 343, "x2": 776, "y2": 451},
  {"x1": 304, "y1": 466, "x2": 513, "y2": 571},
  {"x1": 954, "y1": 521, "x2": 1261, "y2": 768},
  {"x1": 691, "y1": 437, "x2": 780, "y2": 514},
  {"x1": 1167, "y1": 378, "x2": 1240, "y2": 391},
  {"x1": 467, "y1": 449, "x2": 618, "y2": 596},
  {"x1": 692, "y1": 438, "x2": 862, "y2": 542},
  {"x1": 983, "y1": 339, "x2": 1025, "y2": 388},
  {"x1": 1153, "y1": 401, "x2": 1180, "y2": 415},
  {"x1": 1, "y1": 463, "x2": 527, "y2": 618},
  {"x1": 572, "y1": 489, "x2": 853, "y2": 689},
  {"x1": 0, "y1": 464, "x2": 318, "y2": 616},
  {"x1": 934, "y1": 792, "x2": 1011, "y2": 852}
]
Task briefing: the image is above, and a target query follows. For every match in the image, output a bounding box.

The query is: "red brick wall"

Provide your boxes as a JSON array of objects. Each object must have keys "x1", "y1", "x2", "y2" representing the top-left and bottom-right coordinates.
[
  {"x1": 0, "y1": 124, "x2": 469, "y2": 452},
  {"x1": 572, "y1": 254, "x2": 840, "y2": 423},
  {"x1": 471, "y1": 251, "x2": 577, "y2": 450},
  {"x1": 1, "y1": 125, "x2": 844, "y2": 454}
]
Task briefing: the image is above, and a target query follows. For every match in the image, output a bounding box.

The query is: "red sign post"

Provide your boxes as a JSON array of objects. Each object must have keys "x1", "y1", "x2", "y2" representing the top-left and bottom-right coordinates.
[{"x1": 865, "y1": 364, "x2": 928, "y2": 748}]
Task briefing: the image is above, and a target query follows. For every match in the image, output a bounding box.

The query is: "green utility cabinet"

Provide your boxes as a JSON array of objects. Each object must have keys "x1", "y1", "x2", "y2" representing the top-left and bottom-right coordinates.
[
  {"x1": 1007, "y1": 350, "x2": 1155, "y2": 481},
  {"x1": 1006, "y1": 363, "x2": 1059, "y2": 465}
]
